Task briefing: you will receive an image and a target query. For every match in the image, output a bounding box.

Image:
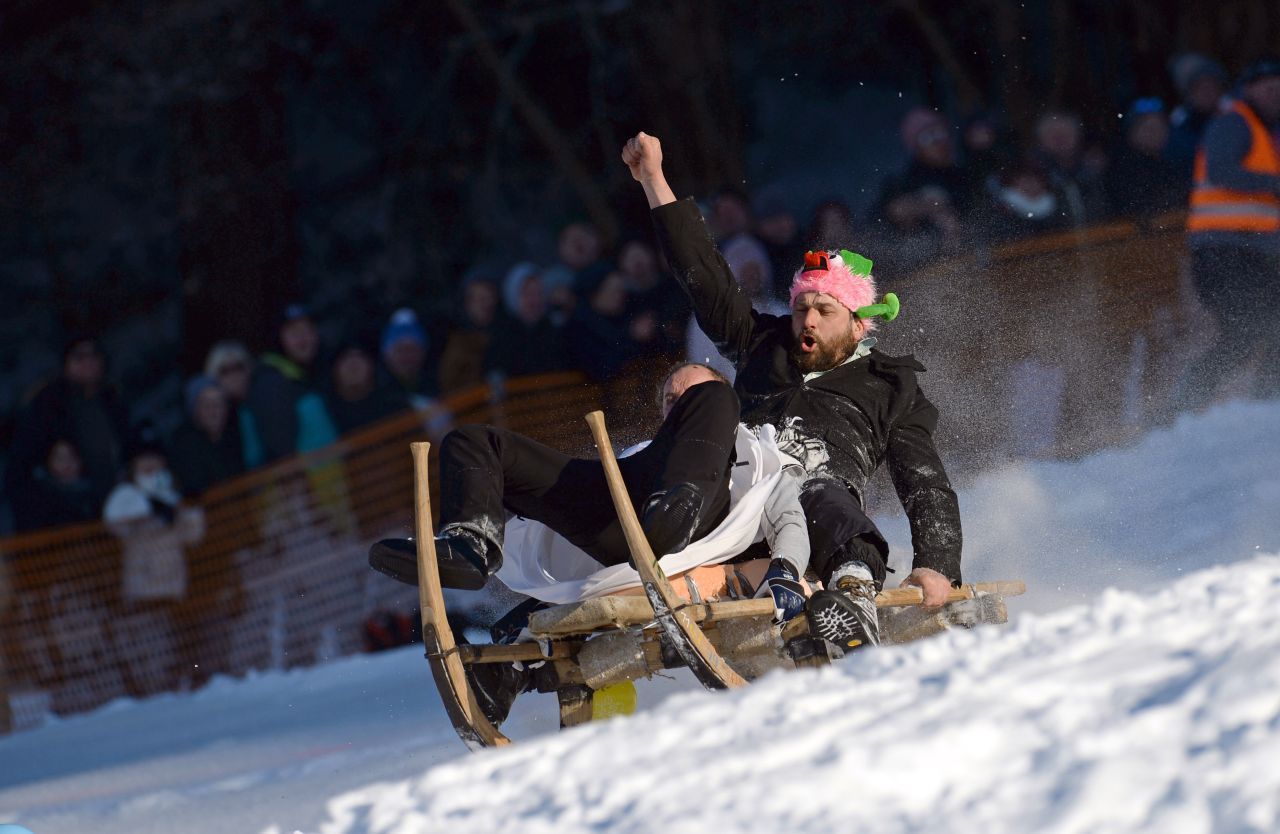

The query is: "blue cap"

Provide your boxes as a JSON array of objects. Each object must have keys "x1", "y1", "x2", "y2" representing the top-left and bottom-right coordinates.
[
  {"x1": 276, "y1": 301, "x2": 312, "y2": 332},
  {"x1": 1127, "y1": 96, "x2": 1165, "y2": 119},
  {"x1": 381, "y1": 308, "x2": 427, "y2": 356}
]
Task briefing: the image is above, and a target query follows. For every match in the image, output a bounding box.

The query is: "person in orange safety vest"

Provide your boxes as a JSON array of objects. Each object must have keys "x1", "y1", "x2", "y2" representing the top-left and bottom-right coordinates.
[{"x1": 1177, "y1": 56, "x2": 1280, "y2": 411}]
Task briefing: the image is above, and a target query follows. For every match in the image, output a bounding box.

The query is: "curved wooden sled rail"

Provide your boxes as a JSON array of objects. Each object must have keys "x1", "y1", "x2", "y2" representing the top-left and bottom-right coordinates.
[
  {"x1": 409, "y1": 425, "x2": 1026, "y2": 748},
  {"x1": 411, "y1": 441, "x2": 512, "y2": 749},
  {"x1": 584, "y1": 410, "x2": 749, "y2": 690}
]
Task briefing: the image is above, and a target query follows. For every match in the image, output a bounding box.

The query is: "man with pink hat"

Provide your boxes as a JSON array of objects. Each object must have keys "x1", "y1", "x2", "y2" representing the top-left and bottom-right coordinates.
[{"x1": 623, "y1": 131, "x2": 962, "y2": 653}]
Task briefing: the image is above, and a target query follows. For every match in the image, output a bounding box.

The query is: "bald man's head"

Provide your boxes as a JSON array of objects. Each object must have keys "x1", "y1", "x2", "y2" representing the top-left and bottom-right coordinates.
[{"x1": 658, "y1": 362, "x2": 727, "y2": 418}]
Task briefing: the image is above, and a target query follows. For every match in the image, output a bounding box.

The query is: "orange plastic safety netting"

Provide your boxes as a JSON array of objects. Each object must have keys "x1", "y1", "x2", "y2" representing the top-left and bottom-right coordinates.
[{"x1": 0, "y1": 371, "x2": 668, "y2": 731}]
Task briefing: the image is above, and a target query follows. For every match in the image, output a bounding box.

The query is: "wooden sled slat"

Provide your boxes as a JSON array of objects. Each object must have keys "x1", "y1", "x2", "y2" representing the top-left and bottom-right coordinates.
[
  {"x1": 459, "y1": 642, "x2": 577, "y2": 664},
  {"x1": 875, "y1": 581, "x2": 1026, "y2": 607},
  {"x1": 464, "y1": 588, "x2": 1023, "y2": 691},
  {"x1": 411, "y1": 442, "x2": 511, "y2": 750},
  {"x1": 529, "y1": 596, "x2": 776, "y2": 636},
  {"x1": 529, "y1": 581, "x2": 1025, "y2": 637},
  {"x1": 584, "y1": 411, "x2": 748, "y2": 690}
]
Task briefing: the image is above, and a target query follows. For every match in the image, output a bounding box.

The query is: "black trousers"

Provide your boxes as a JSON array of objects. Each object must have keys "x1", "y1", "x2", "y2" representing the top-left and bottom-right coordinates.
[
  {"x1": 1183, "y1": 244, "x2": 1280, "y2": 406},
  {"x1": 438, "y1": 381, "x2": 739, "y2": 567},
  {"x1": 800, "y1": 478, "x2": 890, "y2": 588}
]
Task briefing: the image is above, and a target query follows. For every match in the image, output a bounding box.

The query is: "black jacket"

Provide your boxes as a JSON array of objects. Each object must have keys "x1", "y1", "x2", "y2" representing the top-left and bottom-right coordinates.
[
  {"x1": 567, "y1": 306, "x2": 644, "y2": 382},
  {"x1": 483, "y1": 313, "x2": 571, "y2": 379},
  {"x1": 652, "y1": 198, "x2": 962, "y2": 581},
  {"x1": 169, "y1": 418, "x2": 247, "y2": 499},
  {"x1": 12, "y1": 470, "x2": 99, "y2": 532},
  {"x1": 6, "y1": 377, "x2": 129, "y2": 505}
]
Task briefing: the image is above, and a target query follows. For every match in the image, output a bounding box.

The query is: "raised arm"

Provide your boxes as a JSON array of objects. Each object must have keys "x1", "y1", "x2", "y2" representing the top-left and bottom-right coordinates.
[
  {"x1": 622, "y1": 132, "x2": 769, "y2": 368},
  {"x1": 621, "y1": 132, "x2": 677, "y2": 208}
]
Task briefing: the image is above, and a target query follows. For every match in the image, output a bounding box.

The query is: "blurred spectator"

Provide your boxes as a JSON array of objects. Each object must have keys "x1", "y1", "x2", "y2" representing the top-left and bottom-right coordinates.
[
  {"x1": 1167, "y1": 53, "x2": 1230, "y2": 171},
  {"x1": 243, "y1": 303, "x2": 339, "y2": 463},
  {"x1": 103, "y1": 428, "x2": 205, "y2": 696},
  {"x1": 1107, "y1": 98, "x2": 1187, "y2": 218},
  {"x1": 325, "y1": 340, "x2": 409, "y2": 434},
  {"x1": 542, "y1": 221, "x2": 603, "y2": 325},
  {"x1": 484, "y1": 263, "x2": 571, "y2": 380},
  {"x1": 710, "y1": 186, "x2": 754, "y2": 243},
  {"x1": 379, "y1": 308, "x2": 439, "y2": 409},
  {"x1": 874, "y1": 108, "x2": 970, "y2": 237},
  {"x1": 439, "y1": 275, "x2": 501, "y2": 395},
  {"x1": 617, "y1": 238, "x2": 689, "y2": 356},
  {"x1": 617, "y1": 238, "x2": 662, "y2": 295},
  {"x1": 168, "y1": 376, "x2": 247, "y2": 499},
  {"x1": 687, "y1": 235, "x2": 788, "y2": 381},
  {"x1": 753, "y1": 191, "x2": 803, "y2": 303},
  {"x1": 568, "y1": 263, "x2": 655, "y2": 381},
  {"x1": 1032, "y1": 110, "x2": 1110, "y2": 224},
  {"x1": 960, "y1": 112, "x2": 1015, "y2": 206},
  {"x1": 804, "y1": 199, "x2": 855, "y2": 252},
  {"x1": 982, "y1": 161, "x2": 1069, "y2": 242},
  {"x1": 11, "y1": 437, "x2": 98, "y2": 532},
  {"x1": 1178, "y1": 56, "x2": 1280, "y2": 409},
  {"x1": 6, "y1": 335, "x2": 128, "y2": 511},
  {"x1": 204, "y1": 340, "x2": 263, "y2": 468}
]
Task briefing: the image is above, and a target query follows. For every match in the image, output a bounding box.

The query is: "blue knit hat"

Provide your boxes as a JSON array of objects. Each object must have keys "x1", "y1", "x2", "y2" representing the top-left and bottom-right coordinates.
[
  {"x1": 381, "y1": 308, "x2": 427, "y2": 356},
  {"x1": 184, "y1": 374, "x2": 221, "y2": 416}
]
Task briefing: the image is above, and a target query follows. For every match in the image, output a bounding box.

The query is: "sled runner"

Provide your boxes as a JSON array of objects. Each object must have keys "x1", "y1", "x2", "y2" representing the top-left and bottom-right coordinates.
[{"x1": 409, "y1": 413, "x2": 1024, "y2": 750}]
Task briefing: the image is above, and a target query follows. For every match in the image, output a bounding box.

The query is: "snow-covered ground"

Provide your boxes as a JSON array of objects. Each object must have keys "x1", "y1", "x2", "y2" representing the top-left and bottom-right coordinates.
[{"x1": 2, "y1": 400, "x2": 1278, "y2": 834}]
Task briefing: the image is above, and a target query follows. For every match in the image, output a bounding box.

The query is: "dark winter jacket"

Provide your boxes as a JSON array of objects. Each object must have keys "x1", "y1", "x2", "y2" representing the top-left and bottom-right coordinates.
[
  {"x1": 567, "y1": 306, "x2": 644, "y2": 382},
  {"x1": 652, "y1": 198, "x2": 963, "y2": 582},
  {"x1": 6, "y1": 377, "x2": 129, "y2": 505},
  {"x1": 874, "y1": 159, "x2": 974, "y2": 222},
  {"x1": 323, "y1": 384, "x2": 409, "y2": 436},
  {"x1": 1106, "y1": 147, "x2": 1187, "y2": 219},
  {"x1": 483, "y1": 314, "x2": 571, "y2": 380},
  {"x1": 169, "y1": 419, "x2": 247, "y2": 499},
  {"x1": 11, "y1": 469, "x2": 99, "y2": 533},
  {"x1": 244, "y1": 353, "x2": 339, "y2": 463}
]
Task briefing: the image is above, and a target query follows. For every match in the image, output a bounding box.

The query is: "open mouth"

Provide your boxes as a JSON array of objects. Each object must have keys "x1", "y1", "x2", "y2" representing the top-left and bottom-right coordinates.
[{"x1": 800, "y1": 333, "x2": 818, "y2": 353}]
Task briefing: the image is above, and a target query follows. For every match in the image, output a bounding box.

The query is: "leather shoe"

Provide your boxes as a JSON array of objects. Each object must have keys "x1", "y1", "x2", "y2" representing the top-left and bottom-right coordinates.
[
  {"x1": 639, "y1": 482, "x2": 705, "y2": 557},
  {"x1": 368, "y1": 532, "x2": 494, "y2": 590}
]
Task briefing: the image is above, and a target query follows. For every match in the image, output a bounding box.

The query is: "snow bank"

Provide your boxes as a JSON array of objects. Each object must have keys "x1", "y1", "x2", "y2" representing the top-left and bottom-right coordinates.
[
  {"x1": 3, "y1": 399, "x2": 1277, "y2": 834},
  {"x1": 882, "y1": 399, "x2": 1280, "y2": 612},
  {"x1": 314, "y1": 553, "x2": 1280, "y2": 834}
]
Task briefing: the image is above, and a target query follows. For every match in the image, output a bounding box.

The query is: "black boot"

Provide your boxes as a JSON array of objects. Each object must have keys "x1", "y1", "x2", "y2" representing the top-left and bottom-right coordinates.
[
  {"x1": 462, "y1": 645, "x2": 532, "y2": 727},
  {"x1": 467, "y1": 663, "x2": 529, "y2": 727},
  {"x1": 639, "y1": 482, "x2": 706, "y2": 558},
  {"x1": 457, "y1": 603, "x2": 542, "y2": 727},
  {"x1": 807, "y1": 561, "x2": 880, "y2": 654},
  {"x1": 368, "y1": 530, "x2": 496, "y2": 590}
]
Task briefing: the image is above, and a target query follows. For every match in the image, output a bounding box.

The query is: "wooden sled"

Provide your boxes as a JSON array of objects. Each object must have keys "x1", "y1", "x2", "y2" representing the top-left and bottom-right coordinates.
[{"x1": 411, "y1": 413, "x2": 1025, "y2": 750}]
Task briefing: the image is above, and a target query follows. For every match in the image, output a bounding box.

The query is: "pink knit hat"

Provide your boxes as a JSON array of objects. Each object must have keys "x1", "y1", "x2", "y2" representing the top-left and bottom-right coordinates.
[{"x1": 789, "y1": 250, "x2": 879, "y2": 327}]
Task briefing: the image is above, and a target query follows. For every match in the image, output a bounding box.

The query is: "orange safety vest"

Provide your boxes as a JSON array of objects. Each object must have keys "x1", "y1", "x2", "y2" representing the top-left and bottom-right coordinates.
[{"x1": 1188, "y1": 100, "x2": 1280, "y2": 234}]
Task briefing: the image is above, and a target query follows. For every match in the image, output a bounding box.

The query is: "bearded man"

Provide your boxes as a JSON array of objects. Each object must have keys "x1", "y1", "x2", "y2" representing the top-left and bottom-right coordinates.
[{"x1": 623, "y1": 132, "x2": 962, "y2": 651}]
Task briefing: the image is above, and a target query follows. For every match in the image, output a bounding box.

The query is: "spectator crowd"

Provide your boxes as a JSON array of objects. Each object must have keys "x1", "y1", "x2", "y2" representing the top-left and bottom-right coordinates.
[{"x1": 0, "y1": 50, "x2": 1267, "y2": 540}]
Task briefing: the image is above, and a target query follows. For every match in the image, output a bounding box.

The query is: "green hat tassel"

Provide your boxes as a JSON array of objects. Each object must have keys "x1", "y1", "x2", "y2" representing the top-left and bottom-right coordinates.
[{"x1": 855, "y1": 292, "x2": 900, "y2": 322}]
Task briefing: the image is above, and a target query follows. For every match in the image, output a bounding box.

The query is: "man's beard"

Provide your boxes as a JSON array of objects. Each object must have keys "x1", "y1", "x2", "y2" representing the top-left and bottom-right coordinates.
[{"x1": 790, "y1": 327, "x2": 860, "y2": 373}]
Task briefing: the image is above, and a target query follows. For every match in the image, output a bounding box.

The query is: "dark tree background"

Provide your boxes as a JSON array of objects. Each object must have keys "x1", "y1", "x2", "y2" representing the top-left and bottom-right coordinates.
[{"x1": 2, "y1": 0, "x2": 1278, "y2": 426}]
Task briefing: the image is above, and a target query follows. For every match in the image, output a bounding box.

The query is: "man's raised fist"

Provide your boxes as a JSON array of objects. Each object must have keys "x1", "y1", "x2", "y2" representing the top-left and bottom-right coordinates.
[{"x1": 621, "y1": 131, "x2": 663, "y2": 182}]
